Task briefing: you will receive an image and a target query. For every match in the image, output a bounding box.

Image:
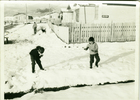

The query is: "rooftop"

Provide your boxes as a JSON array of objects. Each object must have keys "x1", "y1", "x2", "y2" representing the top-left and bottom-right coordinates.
[
  {"x1": 61, "y1": 8, "x2": 73, "y2": 13},
  {"x1": 102, "y1": 3, "x2": 136, "y2": 7},
  {"x1": 13, "y1": 13, "x2": 25, "y2": 16}
]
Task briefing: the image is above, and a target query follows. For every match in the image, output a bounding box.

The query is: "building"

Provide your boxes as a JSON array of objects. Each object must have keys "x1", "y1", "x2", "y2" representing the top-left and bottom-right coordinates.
[
  {"x1": 60, "y1": 8, "x2": 74, "y2": 23},
  {"x1": 74, "y1": 3, "x2": 136, "y2": 24},
  {"x1": 48, "y1": 3, "x2": 136, "y2": 25},
  {"x1": 4, "y1": 16, "x2": 15, "y2": 25},
  {"x1": 34, "y1": 17, "x2": 41, "y2": 23},
  {"x1": 49, "y1": 12, "x2": 61, "y2": 25},
  {"x1": 14, "y1": 13, "x2": 33, "y2": 23},
  {"x1": 4, "y1": 16, "x2": 14, "y2": 22},
  {"x1": 74, "y1": 4, "x2": 97, "y2": 24},
  {"x1": 62, "y1": 3, "x2": 136, "y2": 24},
  {"x1": 98, "y1": 3, "x2": 136, "y2": 23}
]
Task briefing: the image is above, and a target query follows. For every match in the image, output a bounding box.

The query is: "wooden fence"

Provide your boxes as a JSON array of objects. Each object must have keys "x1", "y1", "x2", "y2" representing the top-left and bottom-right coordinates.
[
  {"x1": 48, "y1": 21, "x2": 136, "y2": 44},
  {"x1": 69, "y1": 22, "x2": 136, "y2": 43}
]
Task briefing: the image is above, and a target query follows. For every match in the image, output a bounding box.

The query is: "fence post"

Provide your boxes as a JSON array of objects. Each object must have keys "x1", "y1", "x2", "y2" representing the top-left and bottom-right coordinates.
[
  {"x1": 72, "y1": 24, "x2": 74, "y2": 43},
  {"x1": 122, "y1": 23, "x2": 124, "y2": 42},
  {"x1": 69, "y1": 27, "x2": 70, "y2": 43},
  {"x1": 99, "y1": 24, "x2": 101, "y2": 42},
  {"x1": 134, "y1": 22, "x2": 136, "y2": 41},
  {"x1": 112, "y1": 21, "x2": 114, "y2": 42},
  {"x1": 111, "y1": 21, "x2": 113, "y2": 42},
  {"x1": 80, "y1": 24, "x2": 81, "y2": 43}
]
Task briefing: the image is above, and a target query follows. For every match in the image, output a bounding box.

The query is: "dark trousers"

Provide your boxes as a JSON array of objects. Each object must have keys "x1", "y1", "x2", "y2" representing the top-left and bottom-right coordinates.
[
  {"x1": 90, "y1": 53, "x2": 100, "y2": 68},
  {"x1": 34, "y1": 27, "x2": 37, "y2": 34},
  {"x1": 30, "y1": 55, "x2": 36, "y2": 73},
  {"x1": 30, "y1": 55, "x2": 44, "y2": 73}
]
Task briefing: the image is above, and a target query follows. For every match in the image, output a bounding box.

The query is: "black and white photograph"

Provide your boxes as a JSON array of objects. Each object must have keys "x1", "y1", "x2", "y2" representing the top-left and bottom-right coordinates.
[{"x1": 1, "y1": 1, "x2": 139, "y2": 100}]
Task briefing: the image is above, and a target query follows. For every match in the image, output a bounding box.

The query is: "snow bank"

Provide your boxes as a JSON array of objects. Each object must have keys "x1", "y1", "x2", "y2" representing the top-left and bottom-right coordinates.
[
  {"x1": 5, "y1": 65, "x2": 134, "y2": 93},
  {"x1": 14, "y1": 83, "x2": 135, "y2": 100}
]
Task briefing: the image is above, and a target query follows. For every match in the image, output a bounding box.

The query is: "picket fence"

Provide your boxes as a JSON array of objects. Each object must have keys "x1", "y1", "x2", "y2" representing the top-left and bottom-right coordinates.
[
  {"x1": 48, "y1": 21, "x2": 136, "y2": 44},
  {"x1": 69, "y1": 22, "x2": 136, "y2": 43}
]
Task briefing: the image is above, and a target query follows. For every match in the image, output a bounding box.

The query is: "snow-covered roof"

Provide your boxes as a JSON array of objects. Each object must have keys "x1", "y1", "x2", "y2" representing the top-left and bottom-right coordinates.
[
  {"x1": 34, "y1": 17, "x2": 41, "y2": 19},
  {"x1": 13, "y1": 13, "x2": 33, "y2": 18},
  {"x1": 13, "y1": 13, "x2": 25, "y2": 16},
  {"x1": 69, "y1": 4, "x2": 80, "y2": 10},
  {"x1": 5, "y1": 16, "x2": 14, "y2": 18},
  {"x1": 66, "y1": 3, "x2": 96, "y2": 11},
  {"x1": 61, "y1": 8, "x2": 73, "y2": 13},
  {"x1": 40, "y1": 16, "x2": 47, "y2": 19},
  {"x1": 46, "y1": 11, "x2": 59, "y2": 15},
  {"x1": 78, "y1": 3, "x2": 96, "y2": 7},
  {"x1": 102, "y1": 3, "x2": 136, "y2": 7}
]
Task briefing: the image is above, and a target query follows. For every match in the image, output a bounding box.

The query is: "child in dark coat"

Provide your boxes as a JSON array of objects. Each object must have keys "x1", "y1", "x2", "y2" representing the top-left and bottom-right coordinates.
[
  {"x1": 29, "y1": 46, "x2": 45, "y2": 73},
  {"x1": 84, "y1": 37, "x2": 100, "y2": 68}
]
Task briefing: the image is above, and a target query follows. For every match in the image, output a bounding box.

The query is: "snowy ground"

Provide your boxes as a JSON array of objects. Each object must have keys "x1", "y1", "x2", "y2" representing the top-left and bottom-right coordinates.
[
  {"x1": 4, "y1": 23, "x2": 135, "y2": 100},
  {"x1": 14, "y1": 83, "x2": 134, "y2": 100}
]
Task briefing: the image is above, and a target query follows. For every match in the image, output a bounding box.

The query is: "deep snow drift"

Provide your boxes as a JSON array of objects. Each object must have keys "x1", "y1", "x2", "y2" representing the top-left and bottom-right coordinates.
[{"x1": 4, "y1": 23, "x2": 135, "y2": 99}]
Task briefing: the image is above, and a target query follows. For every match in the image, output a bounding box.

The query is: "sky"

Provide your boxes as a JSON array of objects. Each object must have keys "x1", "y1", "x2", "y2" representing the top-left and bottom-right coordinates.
[{"x1": 4, "y1": 2, "x2": 69, "y2": 16}]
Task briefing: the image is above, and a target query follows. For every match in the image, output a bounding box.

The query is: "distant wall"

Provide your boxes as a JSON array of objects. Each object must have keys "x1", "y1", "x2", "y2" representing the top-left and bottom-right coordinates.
[
  {"x1": 62, "y1": 12, "x2": 73, "y2": 23},
  {"x1": 48, "y1": 21, "x2": 69, "y2": 44},
  {"x1": 98, "y1": 5, "x2": 136, "y2": 23},
  {"x1": 79, "y1": 7, "x2": 95, "y2": 24},
  {"x1": 75, "y1": 4, "x2": 136, "y2": 24},
  {"x1": 14, "y1": 15, "x2": 26, "y2": 23}
]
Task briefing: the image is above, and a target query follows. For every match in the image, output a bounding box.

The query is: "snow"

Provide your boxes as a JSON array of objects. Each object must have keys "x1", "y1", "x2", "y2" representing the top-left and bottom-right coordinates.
[
  {"x1": 14, "y1": 83, "x2": 135, "y2": 100},
  {"x1": 4, "y1": 23, "x2": 135, "y2": 99}
]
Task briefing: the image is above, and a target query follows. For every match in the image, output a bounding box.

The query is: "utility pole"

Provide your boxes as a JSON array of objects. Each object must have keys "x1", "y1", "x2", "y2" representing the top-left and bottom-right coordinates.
[
  {"x1": 49, "y1": 4, "x2": 50, "y2": 12},
  {"x1": 26, "y1": 4, "x2": 27, "y2": 24},
  {"x1": 49, "y1": 4, "x2": 51, "y2": 22},
  {"x1": 84, "y1": 5, "x2": 86, "y2": 24}
]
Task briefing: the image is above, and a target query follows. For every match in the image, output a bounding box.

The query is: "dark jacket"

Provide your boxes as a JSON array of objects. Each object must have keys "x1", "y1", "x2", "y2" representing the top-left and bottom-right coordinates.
[{"x1": 30, "y1": 49, "x2": 43, "y2": 69}]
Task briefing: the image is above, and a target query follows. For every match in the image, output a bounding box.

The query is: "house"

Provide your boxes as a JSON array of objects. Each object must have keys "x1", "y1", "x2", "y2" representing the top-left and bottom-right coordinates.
[
  {"x1": 33, "y1": 17, "x2": 41, "y2": 23},
  {"x1": 98, "y1": 3, "x2": 136, "y2": 23},
  {"x1": 14, "y1": 13, "x2": 33, "y2": 23},
  {"x1": 64, "y1": 3, "x2": 136, "y2": 24},
  {"x1": 4, "y1": 16, "x2": 15, "y2": 25},
  {"x1": 49, "y1": 12, "x2": 61, "y2": 25},
  {"x1": 74, "y1": 3, "x2": 136, "y2": 24},
  {"x1": 59, "y1": 4, "x2": 99, "y2": 24},
  {"x1": 60, "y1": 8, "x2": 74, "y2": 23},
  {"x1": 40, "y1": 16, "x2": 47, "y2": 23},
  {"x1": 74, "y1": 4, "x2": 97, "y2": 24},
  {"x1": 27, "y1": 15, "x2": 34, "y2": 23}
]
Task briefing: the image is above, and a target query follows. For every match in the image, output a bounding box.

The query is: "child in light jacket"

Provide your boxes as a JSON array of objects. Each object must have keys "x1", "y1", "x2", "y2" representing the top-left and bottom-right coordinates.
[
  {"x1": 33, "y1": 22, "x2": 37, "y2": 34},
  {"x1": 84, "y1": 37, "x2": 100, "y2": 68}
]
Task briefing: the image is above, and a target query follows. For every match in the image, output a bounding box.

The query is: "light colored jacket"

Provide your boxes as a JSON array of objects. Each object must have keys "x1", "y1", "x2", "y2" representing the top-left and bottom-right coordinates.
[
  {"x1": 86, "y1": 42, "x2": 98, "y2": 54},
  {"x1": 33, "y1": 23, "x2": 37, "y2": 28}
]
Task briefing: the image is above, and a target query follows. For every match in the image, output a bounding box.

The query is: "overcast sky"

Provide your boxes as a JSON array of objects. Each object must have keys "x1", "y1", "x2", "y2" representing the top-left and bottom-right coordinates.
[{"x1": 4, "y1": 2, "x2": 72, "y2": 16}]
